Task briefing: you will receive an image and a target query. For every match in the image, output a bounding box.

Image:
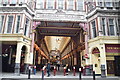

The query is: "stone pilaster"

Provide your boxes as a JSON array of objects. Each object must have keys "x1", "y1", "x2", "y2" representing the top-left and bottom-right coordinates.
[{"x1": 14, "y1": 63, "x2": 20, "y2": 76}]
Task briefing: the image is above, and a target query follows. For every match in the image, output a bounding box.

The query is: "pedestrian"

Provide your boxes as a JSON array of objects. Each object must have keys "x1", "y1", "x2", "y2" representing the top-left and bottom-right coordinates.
[
  {"x1": 46, "y1": 61, "x2": 50, "y2": 77},
  {"x1": 34, "y1": 65, "x2": 36, "y2": 75},
  {"x1": 65, "y1": 64, "x2": 69, "y2": 75}
]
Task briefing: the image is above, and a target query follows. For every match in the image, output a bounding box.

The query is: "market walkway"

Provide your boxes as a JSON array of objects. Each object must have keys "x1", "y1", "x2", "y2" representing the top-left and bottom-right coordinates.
[{"x1": 0, "y1": 71, "x2": 120, "y2": 80}]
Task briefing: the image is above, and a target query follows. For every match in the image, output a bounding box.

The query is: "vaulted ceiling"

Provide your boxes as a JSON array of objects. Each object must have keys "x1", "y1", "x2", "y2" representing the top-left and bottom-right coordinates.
[{"x1": 44, "y1": 36, "x2": 71, "y2": 53}]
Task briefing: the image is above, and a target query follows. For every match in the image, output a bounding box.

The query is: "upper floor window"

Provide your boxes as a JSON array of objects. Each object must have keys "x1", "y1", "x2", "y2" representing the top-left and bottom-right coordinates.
[
  {"x1": 36, "y1": 0, "x2": 44, "y2": 9},
  {"x1": 14, "y1": 15, "x2": 21, "y2": 33},
  {"x1": 91, "y1": 21, "x2": 97, "y2": 38},
  {"x1": 3, "y1": 0, "x2": 8, "y2": 4},
  {"x1": 5, "y1": 16, "x2": 14, "y2": 33},
  {"x1": 101, "y1": 18, "x2": 106, "y2": 35},
  {"x1": 117, "y1": 19, "x2": 120, "y2": 36},
  {"x1": 114, "y1": 1, "x2": 120, "y2": 7},
  {"x1": 46, "y1": 0, "x2": 54, "y2": 9},
  {"x1": 105, "y1": 0, "x2": 113, "y2": 7},
  {"x1": 0, "y1": 0, "x2": 2, "y2": 5},
  {"x1": 108, "y1": 19, "x2": 115, "y2": 36},
  {"x1": 58, "y1": 0, "x2": 64, "y2": 9},
  {"x1": 10, "y1": 0, "x2": 17, "y2": 4},
  {"x1": 24, "y1": 18, "x2": 30, "y2": 37},
  {"x1": 19, "y1": 0, "x2": 24, "y2": 4},
  {"x1": 0, "y1": 15, "x2": 4, "y2": 33},
  {"x1": 77, "y1": 0, "x2": 83, "y2": 11},
  {"x1": 67, "y1": 0, "x2": 74, "y2": 10}
]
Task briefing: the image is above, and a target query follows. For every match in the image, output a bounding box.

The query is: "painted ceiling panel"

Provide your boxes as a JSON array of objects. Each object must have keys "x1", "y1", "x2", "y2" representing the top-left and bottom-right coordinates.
[{"x1": 44, "y1": 36, "x2": 71, "y2": 53}]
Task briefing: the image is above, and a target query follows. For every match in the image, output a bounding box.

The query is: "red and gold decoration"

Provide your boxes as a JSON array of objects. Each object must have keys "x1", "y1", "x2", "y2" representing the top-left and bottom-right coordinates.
[{"x1": 34, "y1": 43, "x2": 49, "y2": 59}]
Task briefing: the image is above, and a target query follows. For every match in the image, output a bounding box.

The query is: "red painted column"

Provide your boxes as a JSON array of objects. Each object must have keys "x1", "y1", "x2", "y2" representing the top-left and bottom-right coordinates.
[
  {"x1": 64, "y1": 67, "x2": 66, "y2": 76},
  {"x1": 53, "y1": 66, "x2": 56, "y2": 76},
  {"x1": 30, "y1": 21, "x2": 41, "y2": 53},
  {"x1": 73, "y1": 66, "x2": 76, "y2": 76}
]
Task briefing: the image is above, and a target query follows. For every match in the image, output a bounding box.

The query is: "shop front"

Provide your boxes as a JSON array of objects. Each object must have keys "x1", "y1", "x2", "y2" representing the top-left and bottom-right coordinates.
[{"x1": 105, "y1": 44, "x2": 120, "y2": 76}]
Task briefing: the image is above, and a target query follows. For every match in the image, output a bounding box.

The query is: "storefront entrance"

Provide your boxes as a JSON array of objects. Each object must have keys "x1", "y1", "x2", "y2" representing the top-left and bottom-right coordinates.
[
  {"x1": 114, "y1": 56, "x2": 120, "y2": 76},
  {"x1": 107, "y1": 60, "x2": 115, "y2": 74}
]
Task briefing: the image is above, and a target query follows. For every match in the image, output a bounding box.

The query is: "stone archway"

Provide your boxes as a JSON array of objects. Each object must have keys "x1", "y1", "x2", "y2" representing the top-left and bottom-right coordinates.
[
  {"x1": 20, "y1": 45, "x2": 28, "y2": 73},
  {"x1": 92, "y1": 47, "x2": 101, "y2": 75}
]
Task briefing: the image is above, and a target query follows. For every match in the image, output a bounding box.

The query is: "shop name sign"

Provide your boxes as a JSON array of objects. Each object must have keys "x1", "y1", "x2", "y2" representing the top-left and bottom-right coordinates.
[
  {"x1": 35, "y1": 13, "x2": 85, "y2": 22},
  {"x1": 105, "y1": 44, "x2": 120, "y2": 53}
]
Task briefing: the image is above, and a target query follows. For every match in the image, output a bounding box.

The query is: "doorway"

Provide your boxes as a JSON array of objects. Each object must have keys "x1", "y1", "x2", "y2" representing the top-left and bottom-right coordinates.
[
  {"x1": 107, "y1": 60, "x2": 115, "y2": 74},
  {"x1": 20, "y1": 46, "x2": 26, "y2": 73},
  {"x1": 2, "y1": 45, "x2": 16, "y2": 72},
  {"x1": 114, "y1": 56, "x2": 120, "y2": 76}
]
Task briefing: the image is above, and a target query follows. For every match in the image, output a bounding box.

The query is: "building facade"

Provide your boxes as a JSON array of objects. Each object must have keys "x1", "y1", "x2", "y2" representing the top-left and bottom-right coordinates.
[{"x1": 0, "y1": 0, "x2": 120, "y2": 76}]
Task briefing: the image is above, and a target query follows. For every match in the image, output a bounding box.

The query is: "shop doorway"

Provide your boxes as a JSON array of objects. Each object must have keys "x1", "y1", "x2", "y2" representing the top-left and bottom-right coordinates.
[
  {"x1": 107, "y1": 60, "x2": 115, "y2": 74},
  {"x1": 114, "y1": 56, "x2": 120, "y2": 76}
]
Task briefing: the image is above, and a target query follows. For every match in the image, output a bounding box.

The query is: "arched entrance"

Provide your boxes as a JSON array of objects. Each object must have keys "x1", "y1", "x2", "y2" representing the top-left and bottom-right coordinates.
[
  {"x1": 20, "y1": 45, "x2": 27, "y2": 73},
  {"x1": 92, "y1": 47, "x2": 101, "y2": 75},
  {"x1": 33, "y1": 21, "x2": 86, "y2": 72}
]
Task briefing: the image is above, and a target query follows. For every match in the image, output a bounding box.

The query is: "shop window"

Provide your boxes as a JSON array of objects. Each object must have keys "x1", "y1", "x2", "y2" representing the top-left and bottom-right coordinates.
[{"x1": 0, "y1": 15, "x2": 4, "y2": 33}]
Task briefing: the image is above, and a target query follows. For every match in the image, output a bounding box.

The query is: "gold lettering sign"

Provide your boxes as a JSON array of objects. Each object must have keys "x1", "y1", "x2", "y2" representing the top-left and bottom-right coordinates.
[{"x1": 107, "y1": 47, "x2": 120, "y2": 50}]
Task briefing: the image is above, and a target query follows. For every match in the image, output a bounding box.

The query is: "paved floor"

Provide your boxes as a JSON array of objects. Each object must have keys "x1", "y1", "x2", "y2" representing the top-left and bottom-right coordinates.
[{"x1": 0, "y1": 71, "x2": 120, "y2": 80}]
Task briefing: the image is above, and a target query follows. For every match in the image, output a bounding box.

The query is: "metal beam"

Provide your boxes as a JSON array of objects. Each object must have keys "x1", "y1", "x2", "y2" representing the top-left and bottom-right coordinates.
[
  {"x1": 40, "y1": 32, "x2": 76, "y2": 36},
  {"x1": 38, "y1": 27, "x2": 81, "y2": 30}
]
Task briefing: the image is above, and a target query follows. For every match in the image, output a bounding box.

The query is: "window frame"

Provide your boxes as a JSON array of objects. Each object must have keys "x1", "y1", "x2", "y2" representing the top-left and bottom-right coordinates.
[
  {"x1": 0, "y1": 15, "x2": 5, "y2": 33},
  {"x1": 91, "y1": 20, "x2": 97, "y2": 38},
  {"x1": 116, "y1": 18, "x2": 120, "y2": 36},
  {"x1": 76, "y1": 0, "x2": 83, "y2": 11},
  {"x1": 67, "y1": 0, "x2": 74, "y2": 10},
  {"x1": 24, "y1": 17, "x2": 30, "y2": 37},
  {"x1": 36, "y1": 0, "x2": 44, "y2": 9},
  {"x1": 57, "y1": 0, "x2": 65, "y2": 9},
  {"x1": 108, "y1": 18, "x2": 116, "y2": 36},
  {"x1": 10, "y1": 0, "x2": 17, "y2": 4},
  {"x1": 46, "y1": 0, "x2": 55, "y2": 9},
  {"x1": 4, "y1": 15, "x2": 15, "y2": 34},
  {"x1": 101, "y1": 18, "x2": 107, "y2": 36},
  {"x1": 14, "y1": 15, "x2": 21, "y2": 33}
]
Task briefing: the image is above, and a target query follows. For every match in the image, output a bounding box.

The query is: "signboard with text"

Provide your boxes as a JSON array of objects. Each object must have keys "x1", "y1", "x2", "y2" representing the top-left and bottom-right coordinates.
[{"x1": 105, "y1": 44, "x2": 120, "y2": 53}]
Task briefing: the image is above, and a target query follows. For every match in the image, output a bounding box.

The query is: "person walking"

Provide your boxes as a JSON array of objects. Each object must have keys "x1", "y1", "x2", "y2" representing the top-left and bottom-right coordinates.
[{"x1": 46, "y1": 62, "x2": 50, "y2": 77}]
